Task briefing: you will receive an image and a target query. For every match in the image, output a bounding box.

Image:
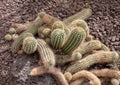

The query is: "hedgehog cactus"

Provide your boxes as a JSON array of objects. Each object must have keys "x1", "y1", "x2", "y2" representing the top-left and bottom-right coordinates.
[
  {"x1": 75, "y1": 40, "x2": 102, "y2": 55},
  {"x1": 51, "y1": 29, "x2": 66, "y2": 50},
  {"x1": 22, "y1": 37, "x2": 37, "y2": 54},
  {"x1": 66, "y1": 51, "x2": 119, "y2": 74},
  {"x1": 62, "y1": 27, "x2": 86, "y2": 54},
  {"x1": 11, "y1": 32, "x2": 33, "y2": 53},
  {"x1": 37, "y1": 39, "x2": 56, "y2": 67}
]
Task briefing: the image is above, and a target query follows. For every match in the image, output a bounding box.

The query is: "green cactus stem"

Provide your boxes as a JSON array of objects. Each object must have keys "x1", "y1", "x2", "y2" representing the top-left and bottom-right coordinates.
[
  {"x1": 69, "y1": 19, "x2": 89, "y2": 35},
  {"x1": 75, "y1": 40, "x2": 102, "y2": 55},
  {"x1": 63, "y1": 8, "x2": 92, "y2": 25},
  {"x1": 62, "y1": 27, "x2": 86, "y2": 54},
  {"x1": 37, "y1": 39, "x2": 55, "y2": 67},
  {"x1": 30, "y1": 66, "x2": 69, "y2": 85},
  {"x1": 22, "y1": 37, "x2": 37, "y2": 54},
  {"x1": 11, "y1": 12, "x2": 44, "y2": 53},
  {"x1": 51, "y1": 29, "x2": 66, "y2": 50},
  {"x1": 42, "y1": 28, "x2": 51, "y2": 37},
  {"x1": 66, "y1": 51, "x2": 119, "y2": 74},
  {"x1": 11, "y1": 32, "x2": 33, "y2": 53}
]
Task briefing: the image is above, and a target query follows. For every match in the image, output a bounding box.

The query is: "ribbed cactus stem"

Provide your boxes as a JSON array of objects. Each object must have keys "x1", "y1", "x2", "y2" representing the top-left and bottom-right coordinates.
[
  {"x1": 30, "y1": 66, "x2": 69, "y2": 85},
  {"x1": 76, "y1": 40, "x2": 102, "y2": 55},
  {"x1": 51, "y1": 29, "x2": 66, "y2": 50},
  {"x1": 22, "y1": 37, "x2": 37, "y2": 54},
  {"x1": 66, "y1": 51, "x2": 119, "y2": 74},
  {"x1": 11, "y1": 32, "x2": 33, "y2": 53},
  {"x1": 69, "y1": 19, "x2": 89, "y2": 35},
  {"x1": 37, "y1": 39, "x2": 55, "y2": 67},
  {"x1": 42, "y1": 28, "x2": 51, "y2": 37},
  {"x1": 39, "y1": 12, "x2": 59, "y2": 26},
  {"x1": 62, "y1": 27, "x2": 86, "y2": 54},
  {"x1": 63, "y1": 8, "x2": 92, "y2": 25}
]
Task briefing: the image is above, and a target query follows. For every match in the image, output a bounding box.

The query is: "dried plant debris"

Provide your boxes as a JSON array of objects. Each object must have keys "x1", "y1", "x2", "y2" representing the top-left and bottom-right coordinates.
[{"x1": 6, "y1": 8, "x2": 120, "y2": 85}]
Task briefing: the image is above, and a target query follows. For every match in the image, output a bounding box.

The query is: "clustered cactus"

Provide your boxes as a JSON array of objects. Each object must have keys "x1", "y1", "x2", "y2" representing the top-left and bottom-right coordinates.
[{"x1": 7, "y1": 8, "x2": 120, "y2": 85}]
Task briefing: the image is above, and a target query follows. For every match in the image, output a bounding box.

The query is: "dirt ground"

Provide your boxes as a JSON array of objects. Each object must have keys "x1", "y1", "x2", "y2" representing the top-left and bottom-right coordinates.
[{"x1": 0, "y1": 0, "x2": 120, "y2": 85}]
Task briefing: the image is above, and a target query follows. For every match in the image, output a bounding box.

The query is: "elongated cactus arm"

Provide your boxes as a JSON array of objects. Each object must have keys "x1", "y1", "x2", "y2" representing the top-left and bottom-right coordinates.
[
  {"x1": 63, "y1": 8, "x2": 92, "y2": 25},
  {"x1": 62, "y1": 27, "x2": 86, "y2": 54},
  {"x1": 66, "y1": 51, "x2": 119, "y2": 74},
  {"x1": 75, "y1": 40, "x2": 102, "y2": 55},
  {"x1": 37, "y1": 39, "x2": 56, "y2": 67},
  {"x1": 30, "y1": 66, "x2": 69, "y2": 85},
  {"x1": 90, "y1": 69, "x2": 120, "y2": 79},
  {"x1": 100, "y1": 43, "x2": 110, "y2": 51},
  {"x1": 70, "y1": 78, "x2": 84, "y2": 85},
  {"x1": 71, "y1": 70, "x2": 101, "y2": 85}
]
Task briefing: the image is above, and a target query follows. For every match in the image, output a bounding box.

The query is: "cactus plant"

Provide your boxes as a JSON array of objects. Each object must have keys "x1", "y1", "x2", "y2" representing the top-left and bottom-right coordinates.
[
  {"x1": 30, "y1": 66, "x2": 69, "y2": 85},
  {"x1": 64, "y1": 72, "x2": 72, "y2": 82},
  {"x1": 42, "y1": 28, "x2": 51, "y2": 37},
  {"x1": 11, "y1": 32, "x2": 33, "y2": 53},
  {"x1": 8, "y1": 28, "x2": 16, "y2": 34},
  {"x1": 66, "y1": 51, "x2": 119, "y2": 74},
  {"x1": 37, "y1": 39, "x2": 55, "y2": 67},
  {"x1": 4, "y1": 34, "x2": 12, "y2": 41},
  {"x1": 75, "y1": 40, "x2": 102, "y2": 55},
  {"x1": 100, "y1": 43, "x2": 110, "y2": 51},
  {"x1": 63, "y1": 8, "x2": 92, "y2": 25},
  {"x1": 62, "y1": 27, "x2": 86, "y2": 54},
  {"x1": 71, "y1": 70, "x2": 101, "y2": 85},
  {"x1": 51, "y1": 29, "x2": 66, "y2": 50},
  {"x1": 22, "y1": 37, "x2": 37, "y2": 54},
  {"x1": 69, "y1": 19, "x2": 89, "y2": 35},
  {"x1": 90, "y1": 69, "x2": 120, "y2": 79},
  {"x1": 86, "y1": 34, "x2": 94, "y2": 41}
]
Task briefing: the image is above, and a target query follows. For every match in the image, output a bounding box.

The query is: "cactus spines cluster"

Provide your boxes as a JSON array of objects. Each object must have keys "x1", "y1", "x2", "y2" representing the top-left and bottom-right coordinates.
[
  {"x1": 63, "y1": 8, "x2": 92, "y2": 25},
  {"x1": 51, "y1": 29, "x2": 66, "y2": 50},
  {"x1": 42, "y1": 28, "x2": 51, "y2": 37},
  {"x1": 76, "y1": 40, "x2": 102, "y2": 55},
  {"x1": 22, "y1": 37, "x2": 37, "y2": 54},
  {"x1": 30, "y1": 66, "x2": 69, "y2": 85},
  {"x1": 11, "y1": 32, "x2": 33, "y2": 53},
  {"x1": 37, "y1": 39, "x2": 55, "y2": 67},
  {"x1": 62, "y1": 27, "x2": 86, "y2": 54},
  {"x1": 66, "y1": 51, "x2": 119, "y2": 74},
  {"x1": 64, "y1": 72, "x2": 72, "y2": 82},
  {"x1": 71, "y1": 70, "x2": 101, "y2": 85}
]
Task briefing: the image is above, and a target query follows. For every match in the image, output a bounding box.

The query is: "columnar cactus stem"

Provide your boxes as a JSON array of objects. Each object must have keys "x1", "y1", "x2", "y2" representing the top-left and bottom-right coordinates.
[
  {"x1": 56, "y1": 52, "x2": 82, "y2": 65},
  {"x1": 100, "y1": 43, "x2": 110, "y2": 51},
  {"x1": 51, "y1": 29, "x2": 66, "y2": 50},
  {"x1": 90, "y1": 69, "x2": 120, "y2": 79},
  {"x1": 69, "y1": 19, "x2": 89, "y2": 35},
  {"x1": 30, "y1": 66, "x2": 69, "y2": 85},
  {"x1": 11, "y1": 32, "x2": 33, "y2": 53},
  {"x1": 39, "y1": 12, "x2": 59, "y2": 26},
  {"x1": 75, "y1": 40, "x2": 101, "y2": 55},
  {"x1": 62, "y1": 27, "x2": 86, "y2": 54},
  {"x1": 71, "y1": 70, "x2": 101, "y2": 85},
  {"x1": 22, "y1": 37, "x2": 37, "y2": 54},
  {"x1": 66, "y1": 51, "x2": 119, "y2": 74},
  {"x1": 63, "y1": 8, "x2": 92, "y2": 25},
  {"x1": 37, "y1": 39, "x2": 55, "y2": 67}
]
